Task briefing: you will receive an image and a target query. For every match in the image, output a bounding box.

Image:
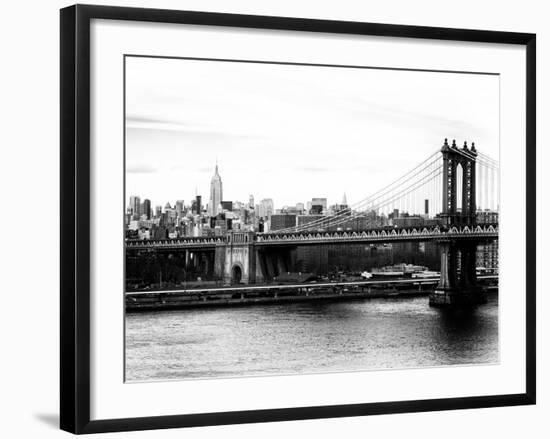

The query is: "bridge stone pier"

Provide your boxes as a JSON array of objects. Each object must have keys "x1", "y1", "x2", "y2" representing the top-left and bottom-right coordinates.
[
  {"x1": 430, "y1": 239, "x2": 486, "y2": 307},
  {"x1": 214, "y1": 231, "x2": 299, "y2": 284},
  {"x1": 214, "y1": 231, "x2": 258, "y2": 284},
  {"x1": 430, "y1": 139, "x2": 487, "y2": 307}
]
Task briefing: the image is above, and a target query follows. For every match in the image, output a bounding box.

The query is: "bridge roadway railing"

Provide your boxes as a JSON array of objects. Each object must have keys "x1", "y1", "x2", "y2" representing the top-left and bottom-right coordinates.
[
  {"x1": 255, "y1": 224, "x2": 498, "y2": 246},
  {"x1": 125, "y1": 235, "x2": 225, "y2": 249},
  {"x1": 125, "y1": 224, "x2": 498, "y2": 250}
]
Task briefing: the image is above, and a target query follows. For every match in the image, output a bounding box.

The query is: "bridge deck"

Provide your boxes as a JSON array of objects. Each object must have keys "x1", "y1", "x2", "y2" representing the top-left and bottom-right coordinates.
[{"x1": 126, "y1": 224, "x2": 499, "y2": 250}]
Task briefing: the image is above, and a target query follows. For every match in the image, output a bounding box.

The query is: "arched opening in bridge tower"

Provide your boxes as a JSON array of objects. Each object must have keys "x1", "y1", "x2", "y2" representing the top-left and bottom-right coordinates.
[
  {"x1": 231, "y1": 265, "x2": 242, "y2": 284},
  {"x1": 456, "y1": 162, "x2": 464, "y2": 214}
]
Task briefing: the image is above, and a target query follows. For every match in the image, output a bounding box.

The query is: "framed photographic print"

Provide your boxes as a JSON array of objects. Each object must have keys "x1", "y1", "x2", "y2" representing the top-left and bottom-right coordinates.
[{"x1": 60, "y1": 4, "x2": 536, "y2": 434}]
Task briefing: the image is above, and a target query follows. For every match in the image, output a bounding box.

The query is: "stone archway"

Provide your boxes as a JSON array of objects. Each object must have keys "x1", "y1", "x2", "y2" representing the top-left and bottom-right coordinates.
[{"x1": 231, "y1": 264, "x2": 242, "y2": 284}]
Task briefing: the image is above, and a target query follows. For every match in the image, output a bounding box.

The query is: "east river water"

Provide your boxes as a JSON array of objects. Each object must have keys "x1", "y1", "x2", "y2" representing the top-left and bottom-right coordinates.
[{"x1": 125, "y1": 294, "x2": 498, "y2": 382}]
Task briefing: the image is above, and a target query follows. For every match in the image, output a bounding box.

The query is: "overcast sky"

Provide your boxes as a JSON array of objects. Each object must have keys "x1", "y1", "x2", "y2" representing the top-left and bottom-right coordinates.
[{"x1": 125, "y1": 56, "x2": 499, "y2": 210}]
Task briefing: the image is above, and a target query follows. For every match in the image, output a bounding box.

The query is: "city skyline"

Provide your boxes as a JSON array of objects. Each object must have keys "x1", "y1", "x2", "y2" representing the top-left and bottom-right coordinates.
[
  {"x1": 127, "y1": 160, "x2": 351, "y2": 214},
  {"x1": 125, "y1": 57, "x2": 499, "y2": 207},
  {"x1": 126, "y1": 156, "x2": 499, "y2": 219}
]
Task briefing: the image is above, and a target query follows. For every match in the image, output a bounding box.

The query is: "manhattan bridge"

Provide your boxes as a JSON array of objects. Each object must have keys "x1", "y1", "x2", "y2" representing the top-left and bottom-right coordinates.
[{"x1": 126, "y1": 139, "x2": 499, "y2": 307}]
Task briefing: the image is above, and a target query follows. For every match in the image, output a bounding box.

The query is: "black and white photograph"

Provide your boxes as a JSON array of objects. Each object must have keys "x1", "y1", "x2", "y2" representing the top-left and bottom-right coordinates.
[
  {"x1": 1, "y1": 0, "x2": 544, "y2": 436},
  {"x1": 124, "y1": 55, "x2": 500, "y2": 382}
]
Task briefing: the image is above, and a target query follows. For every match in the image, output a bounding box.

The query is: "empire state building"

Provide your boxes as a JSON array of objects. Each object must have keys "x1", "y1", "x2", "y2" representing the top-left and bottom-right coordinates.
[{"x1": 208, "y1": 162, "x2": 223, "y2": 217}]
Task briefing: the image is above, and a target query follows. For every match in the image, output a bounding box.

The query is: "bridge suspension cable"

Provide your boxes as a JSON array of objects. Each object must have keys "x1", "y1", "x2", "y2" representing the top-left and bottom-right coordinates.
[
  {"x1": 266, "y1": 148, "x2": 499, "y2": 234},
  {"x1": 272, "y1": 150, "x2": 441, "y2": 233},
  {"x1": 308, "y1": 165, "x2": 443, "y2": 231},
  {"x1": 273, "y1": 152, "x2": 442, "y2": 233},
  {"x1": 476, "y1": 152, "x2": 499, "y2": 211}
]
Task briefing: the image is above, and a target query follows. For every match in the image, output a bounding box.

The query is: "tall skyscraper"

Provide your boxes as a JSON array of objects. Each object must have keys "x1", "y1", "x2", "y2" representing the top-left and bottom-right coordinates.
[
  {"x1": 249, "y1": 194, "x2": 254, "y2": 210},
  {"x1": 310, "y1": 198, "x2": 327, "y2": 215},
  {"x1": 192, "y1": 195, "x2": 202, "y2": 215},
  {"x1": 129, "y1": 195, "x2": 141, "y2": 220},
  {"x1": 311, "y1": 198, "x2": 327, "y2": 209},
  {"x1": 208, "y1": 162, "x2": 223, "y2": 217},
  {"x1": 259, "y1": 198, "x2": 274, "y2": 219},
  {"x1": 335, "y1": 193, "x2": 349, "y2": 214},
  {"x1": 142, "y1": 199, "x2": 151, "y2": 219},
  {"x1": 175, "y1": 200, "x2": 184, "y2": 218}
]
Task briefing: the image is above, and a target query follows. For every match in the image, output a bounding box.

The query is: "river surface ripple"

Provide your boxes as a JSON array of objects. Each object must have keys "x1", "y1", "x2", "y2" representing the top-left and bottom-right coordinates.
[{"x1": 125, "y1": 294, "x2": 498, "y2": 381}]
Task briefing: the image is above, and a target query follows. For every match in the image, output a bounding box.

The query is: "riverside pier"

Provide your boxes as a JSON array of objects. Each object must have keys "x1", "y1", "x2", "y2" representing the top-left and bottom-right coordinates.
[{"x1": 126, "y1": 275, "x2": 498, "y2": 312}]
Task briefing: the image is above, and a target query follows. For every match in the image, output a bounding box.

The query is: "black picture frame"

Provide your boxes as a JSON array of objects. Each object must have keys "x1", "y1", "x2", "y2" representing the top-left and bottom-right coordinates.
[{"x1": 60, "y1": 4, "x2": 536, "y2": 434}]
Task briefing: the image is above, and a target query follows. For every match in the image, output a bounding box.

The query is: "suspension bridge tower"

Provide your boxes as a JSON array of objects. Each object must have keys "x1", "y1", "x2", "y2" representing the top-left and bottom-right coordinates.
[{"x1": 430, "y1": 139, "x2": 486, "y2": 307}]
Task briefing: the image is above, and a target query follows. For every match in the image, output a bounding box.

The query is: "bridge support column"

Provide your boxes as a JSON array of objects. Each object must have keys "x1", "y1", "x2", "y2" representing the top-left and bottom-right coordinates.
[
  {"x1": 263, "y1": 252, "x2": 277, "y2": 280},
  {"x1": 214, "y1": 245, "x2": 226, "y2": 284},
  {"x1": 430, "y1": 240, "x2": 486, "y2": 307},
  {"x1": 276, "y1": 252, "x2": 287, "y2": 275},
  {"x1": 254, "y1": 250, "x2": 266, "y2": 284},
  {"x1": 221, "y1": 232, "x2": 257, "y2": 285}
]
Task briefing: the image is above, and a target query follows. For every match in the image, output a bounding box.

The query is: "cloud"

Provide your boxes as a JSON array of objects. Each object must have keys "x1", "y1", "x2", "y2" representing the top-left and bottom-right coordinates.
[
  {"x1": 126, "y1": 164, "x2": 157, "y2": 174},
  {"x1": 126, "y1": 113, "x2": 262, "y2": 139},
  {"x1": 126, "y1": 114, "x2": 174, "y2": 124},
  {"x1": 125, "y1": 125, "x2": 262, "y2": 161}
]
